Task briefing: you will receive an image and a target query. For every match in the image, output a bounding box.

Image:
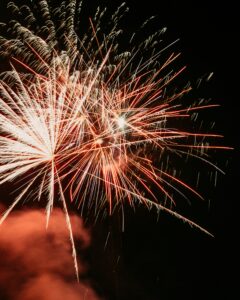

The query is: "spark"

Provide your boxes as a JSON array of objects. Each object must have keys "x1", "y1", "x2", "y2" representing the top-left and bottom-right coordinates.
[
  {"x1": 0, "y1": 0, "x2": 231, "y2": 278},
  {"x1": 116, "y1": 116, "x2": 127, "y2": 129}
]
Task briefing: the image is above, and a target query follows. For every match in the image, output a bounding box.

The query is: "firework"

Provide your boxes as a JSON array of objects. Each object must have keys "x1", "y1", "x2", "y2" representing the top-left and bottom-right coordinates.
[{"x1": 0, "y1": 0, "x2": 230, "y2": 277}]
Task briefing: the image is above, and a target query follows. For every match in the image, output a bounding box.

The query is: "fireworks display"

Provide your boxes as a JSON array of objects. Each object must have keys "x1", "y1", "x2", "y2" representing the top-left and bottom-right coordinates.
[{"x1": 0, "y1": 0, "x2": 231, "y2": 280}]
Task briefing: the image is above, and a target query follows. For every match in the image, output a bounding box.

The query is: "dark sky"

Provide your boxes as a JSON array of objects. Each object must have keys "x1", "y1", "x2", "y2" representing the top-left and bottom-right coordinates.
[{"x1": 0, "y1": 1, "x2": 239, "y2": 300}]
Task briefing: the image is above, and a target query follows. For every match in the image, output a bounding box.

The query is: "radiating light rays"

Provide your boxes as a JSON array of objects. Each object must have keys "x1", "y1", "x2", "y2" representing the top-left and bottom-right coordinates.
[
  {"x1": 0, "y1": 61, "x2": 83, "y2": 279},
  {"x1": 0, "y1": 0, "x2": 232, "y2": 279},
  {"x1": 0, "y1": 49, "x2": 230, "y2": 234}
]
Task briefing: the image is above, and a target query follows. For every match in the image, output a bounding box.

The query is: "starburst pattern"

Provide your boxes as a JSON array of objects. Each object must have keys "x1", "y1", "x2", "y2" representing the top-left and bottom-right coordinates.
[{"x1": 0, "y1": 0, "x2": 231, "y2": 278}]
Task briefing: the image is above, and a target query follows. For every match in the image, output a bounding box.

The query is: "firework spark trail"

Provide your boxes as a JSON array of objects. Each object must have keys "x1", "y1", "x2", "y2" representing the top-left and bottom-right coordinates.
[
  {"x1": 0, "y1": 61, "x2": 81, "y2": 278},
  {"x1": 0, "y1": 0, "x2": 231, "y2": 277},
  {"x1": 0, "y1": 51, "x2": 228, "y2": 229}
]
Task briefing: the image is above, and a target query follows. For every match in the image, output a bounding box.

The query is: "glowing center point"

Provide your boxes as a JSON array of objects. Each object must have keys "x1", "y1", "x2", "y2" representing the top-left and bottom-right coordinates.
[
  {"x1": 116, "y1": 116, "x2": 126, "y2": 129},
  {"x1": 96, "y1": 138, "x2": 103, "y2": 145},
  {"x1": 44, "y1": 153, "x2": 55, "y2": 162}
]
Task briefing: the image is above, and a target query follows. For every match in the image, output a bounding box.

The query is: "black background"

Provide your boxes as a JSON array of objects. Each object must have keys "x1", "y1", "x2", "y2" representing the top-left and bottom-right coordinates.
[{"x1": 0, "y1": 1, "x2": 239, "y2": 299}]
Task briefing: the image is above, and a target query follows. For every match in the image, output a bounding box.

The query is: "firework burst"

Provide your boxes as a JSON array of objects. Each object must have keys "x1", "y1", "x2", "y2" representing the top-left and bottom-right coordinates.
[{"x1": 0, "y1": 0, "x2": 231, "y2": 278}]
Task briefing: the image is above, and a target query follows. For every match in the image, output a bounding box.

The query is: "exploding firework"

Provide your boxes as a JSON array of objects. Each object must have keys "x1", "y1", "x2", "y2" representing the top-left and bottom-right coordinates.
[{"x1": 0, "y1": 0, "x2": 230, "y2": 278}]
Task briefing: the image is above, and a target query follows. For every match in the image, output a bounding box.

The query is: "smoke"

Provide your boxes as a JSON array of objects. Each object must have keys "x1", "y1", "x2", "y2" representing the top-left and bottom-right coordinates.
[{"x1": 0, "y1": 207, "x2": 102, "y2": 300}]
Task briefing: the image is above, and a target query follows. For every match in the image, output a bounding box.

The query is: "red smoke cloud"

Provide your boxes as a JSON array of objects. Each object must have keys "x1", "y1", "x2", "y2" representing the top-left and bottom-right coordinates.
[{"x1": 0, "y1": 207, "x2": 102, "y2": 300}]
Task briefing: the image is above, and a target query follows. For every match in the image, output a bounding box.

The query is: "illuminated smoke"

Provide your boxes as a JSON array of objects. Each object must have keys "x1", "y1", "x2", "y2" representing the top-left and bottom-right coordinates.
[{"x1": 0, "y1": 207, "x2": 102, "y2": 300}]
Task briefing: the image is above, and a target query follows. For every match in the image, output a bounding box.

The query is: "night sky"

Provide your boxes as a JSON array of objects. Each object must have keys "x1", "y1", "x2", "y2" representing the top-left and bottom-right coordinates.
[{"x1": 0, "y1": 1, "x2": 238, "y2": 299}]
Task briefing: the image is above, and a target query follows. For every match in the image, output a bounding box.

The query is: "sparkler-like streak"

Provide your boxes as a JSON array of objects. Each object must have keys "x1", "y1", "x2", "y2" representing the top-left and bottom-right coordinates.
[{"x1": 0, "y1": 0, "x2": 231, "y2": 277}]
